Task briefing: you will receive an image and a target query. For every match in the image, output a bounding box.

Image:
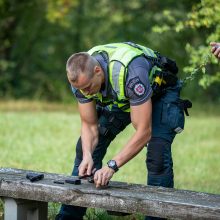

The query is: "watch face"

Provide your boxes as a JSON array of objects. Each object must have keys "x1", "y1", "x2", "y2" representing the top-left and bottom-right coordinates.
[{"x1": 109, "y1": 160, "x2": 115, "y2": 167}]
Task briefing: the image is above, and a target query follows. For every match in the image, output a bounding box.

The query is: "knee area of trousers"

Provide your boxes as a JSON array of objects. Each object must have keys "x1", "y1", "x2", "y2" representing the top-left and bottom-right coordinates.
[
  {"x1": 146, "y1": 138, "x2": 172, "y2": 175},
  {"x1": 147, "y1": 158, "x2": 173, "y2": 175},
  {"x1": 147, "y1": 158, "x2": 165, "y2": 174},
  {"x1": 147, "y1": 156, "x2": 173, "y2": 175}
]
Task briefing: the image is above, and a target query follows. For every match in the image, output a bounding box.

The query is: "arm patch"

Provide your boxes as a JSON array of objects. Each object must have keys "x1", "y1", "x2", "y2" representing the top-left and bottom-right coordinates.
[{"x1": 128, "y1": 77, "x2": 146, "y2": 97}]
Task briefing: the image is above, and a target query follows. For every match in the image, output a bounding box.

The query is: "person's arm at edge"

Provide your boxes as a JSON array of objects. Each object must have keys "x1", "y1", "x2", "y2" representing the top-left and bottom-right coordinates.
[
  {"x1": 210, "y1": 42, "x2": 220, "y2": 59},
  {"x1": 78, "y1": 100, "x2": 99, "y2": 176}
]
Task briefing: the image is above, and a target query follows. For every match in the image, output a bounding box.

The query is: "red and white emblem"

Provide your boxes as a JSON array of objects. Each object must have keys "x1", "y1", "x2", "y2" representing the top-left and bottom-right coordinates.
[{"x1": 134, "y1": 83, "x2": 145, "y2": 96}]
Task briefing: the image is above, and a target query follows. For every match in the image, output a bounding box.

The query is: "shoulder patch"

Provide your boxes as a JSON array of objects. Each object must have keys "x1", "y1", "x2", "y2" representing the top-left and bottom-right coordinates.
[
  {"x1": 128, "y1": 77, "x2": 146, "y2": 97},
  {"x1": 134, "y1": 83, "x2": 145, "y2": 96},
  {"x1": 128, "y1": 77, "x2": 141, "y2": 89}
]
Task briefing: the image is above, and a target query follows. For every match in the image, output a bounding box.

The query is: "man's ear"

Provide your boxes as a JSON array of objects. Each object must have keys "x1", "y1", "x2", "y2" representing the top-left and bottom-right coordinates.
[{"x1": 94, "y1": 66, "x2": 102, "y2": 76}]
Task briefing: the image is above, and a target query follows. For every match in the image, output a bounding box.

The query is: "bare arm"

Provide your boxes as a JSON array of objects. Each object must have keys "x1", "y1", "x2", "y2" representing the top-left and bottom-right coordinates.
[
  {"x1": 113, "y1": 99, "x2": 152, "y2": 167},
  {"x1": 78, "y1": 101, "x2": 99, "y2": 175},
  {"x1": 94, "y1": 99, "x2": 152, "y2": 187}
]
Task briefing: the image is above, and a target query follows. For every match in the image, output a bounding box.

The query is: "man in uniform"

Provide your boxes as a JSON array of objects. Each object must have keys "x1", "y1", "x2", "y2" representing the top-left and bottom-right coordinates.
[{"x1": 56, "y1": 42, "x2": 187, "y2": 220}]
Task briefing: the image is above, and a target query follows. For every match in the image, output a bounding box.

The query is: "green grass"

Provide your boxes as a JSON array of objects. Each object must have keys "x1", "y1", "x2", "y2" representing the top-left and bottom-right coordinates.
[{"x1": 0, "y1": 101, "x2": 220, "y2": 219}]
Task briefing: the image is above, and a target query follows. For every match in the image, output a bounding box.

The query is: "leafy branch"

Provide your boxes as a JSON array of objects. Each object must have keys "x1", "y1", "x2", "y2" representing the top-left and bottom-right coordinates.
[{"x1": 183, "y1": 54, "x2": 212, "y2": 84}]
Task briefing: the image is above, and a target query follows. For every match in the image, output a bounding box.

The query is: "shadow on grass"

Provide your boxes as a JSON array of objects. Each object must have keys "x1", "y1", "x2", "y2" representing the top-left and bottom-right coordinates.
[
  {"x1": 0, "y1": 100, "x2": 78, "y2": 113},
  {"x1": 85, "y1": 208, "x2": 144, "y2": 220},
  {"x1": 0, "y1": 100, "x2": 220, "y2": 116}
]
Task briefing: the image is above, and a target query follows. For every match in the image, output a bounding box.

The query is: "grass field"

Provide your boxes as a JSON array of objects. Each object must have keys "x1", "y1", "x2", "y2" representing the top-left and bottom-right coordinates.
[{"x1": 0, "y1": 100, "x2": 220, "y2": 219}]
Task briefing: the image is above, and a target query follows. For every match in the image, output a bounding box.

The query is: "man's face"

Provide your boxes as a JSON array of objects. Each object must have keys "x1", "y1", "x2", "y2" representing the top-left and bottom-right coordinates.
[{"x1": 69, "y1": 67, "x2": 103, "y2": 96}]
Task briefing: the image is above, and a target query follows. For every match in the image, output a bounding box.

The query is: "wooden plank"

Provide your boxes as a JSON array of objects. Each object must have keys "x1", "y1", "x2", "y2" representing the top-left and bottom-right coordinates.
[{"x1": 0, "y1": 168, "x2": 220, "y2": 219}]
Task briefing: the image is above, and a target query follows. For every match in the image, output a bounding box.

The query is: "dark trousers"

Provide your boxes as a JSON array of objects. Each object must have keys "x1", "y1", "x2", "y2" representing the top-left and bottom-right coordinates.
[{"x1": 58, "y1": 82, "x2": 185, "y2": 220}]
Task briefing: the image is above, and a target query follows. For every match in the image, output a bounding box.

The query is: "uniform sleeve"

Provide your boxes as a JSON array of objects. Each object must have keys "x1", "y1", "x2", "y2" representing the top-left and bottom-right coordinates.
[
  {"x1": 125, "y1": 56, "x2": 153, "y2": 106},
  {"x1": 71, "y1": 85, "x2": 93, "y2": 103}
]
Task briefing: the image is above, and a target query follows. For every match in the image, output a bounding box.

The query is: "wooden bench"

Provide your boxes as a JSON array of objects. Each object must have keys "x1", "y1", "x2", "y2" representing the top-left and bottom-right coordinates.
[{"x1": 0, "y1": 168, "x2": 220, "y2": 220}]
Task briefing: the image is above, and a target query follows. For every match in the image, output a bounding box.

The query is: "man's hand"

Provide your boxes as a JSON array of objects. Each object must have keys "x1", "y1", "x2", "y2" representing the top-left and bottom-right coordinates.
[
  {"x1": 93, "y1": 166, "x2": 115, "y2": 188},
  {"x1": 210, "y1": 42, "x2": 220, "y2": 60},
  {"x1": 79, "y1": 155, "x2": 94, "y2": 176}
]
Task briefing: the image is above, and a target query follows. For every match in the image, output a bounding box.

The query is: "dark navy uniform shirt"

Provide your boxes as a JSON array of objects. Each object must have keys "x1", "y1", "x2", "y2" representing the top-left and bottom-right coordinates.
[{"x1": 71, "y1": 53, "x2": 153, "y2": 106}]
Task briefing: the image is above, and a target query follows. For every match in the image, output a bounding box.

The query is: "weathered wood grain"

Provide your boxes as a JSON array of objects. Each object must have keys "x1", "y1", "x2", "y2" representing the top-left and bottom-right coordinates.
[{"x1": 0, "y1": 168, "x2": 220, "y2": 219}]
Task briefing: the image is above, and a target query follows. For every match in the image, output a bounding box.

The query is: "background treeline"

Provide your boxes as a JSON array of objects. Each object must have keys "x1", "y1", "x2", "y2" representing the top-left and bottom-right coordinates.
[{"x1": 0, "y1": 0, "x2": 219, "y2": 102}]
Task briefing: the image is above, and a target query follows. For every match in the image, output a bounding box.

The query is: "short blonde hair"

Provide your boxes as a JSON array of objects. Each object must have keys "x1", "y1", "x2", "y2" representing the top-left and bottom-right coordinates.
[{"x1": 66, "y1": 52, "x2": 98, "y2": 82}]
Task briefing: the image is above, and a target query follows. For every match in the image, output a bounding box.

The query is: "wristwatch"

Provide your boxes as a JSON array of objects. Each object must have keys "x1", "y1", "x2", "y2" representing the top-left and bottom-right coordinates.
[{"x1": 107, "y1": 160, "x2": 119, "y2": 172}]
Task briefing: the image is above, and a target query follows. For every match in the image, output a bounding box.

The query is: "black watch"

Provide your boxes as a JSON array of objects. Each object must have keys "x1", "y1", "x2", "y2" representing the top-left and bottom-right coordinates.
[{"x1": 107, "y1": 160, "x2": 119, "y2": 172}]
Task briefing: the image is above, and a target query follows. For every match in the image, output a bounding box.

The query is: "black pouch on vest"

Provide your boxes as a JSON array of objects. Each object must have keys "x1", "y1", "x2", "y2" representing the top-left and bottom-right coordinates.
[
  {"x1": 160, "y1": 56, "x2": 178, "y2": 75},
  {"x1": 162, "y1": 71, "x2": 178, "y2": 87}
]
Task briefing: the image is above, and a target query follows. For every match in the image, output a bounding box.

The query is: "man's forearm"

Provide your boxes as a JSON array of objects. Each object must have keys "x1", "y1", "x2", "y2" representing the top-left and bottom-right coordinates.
[
  {"x1": 112, "y1": 128, "x2": 151, "y2": 168},
  {"x1": 81, "y1": 123, "x2": 99, "y2": 157}
]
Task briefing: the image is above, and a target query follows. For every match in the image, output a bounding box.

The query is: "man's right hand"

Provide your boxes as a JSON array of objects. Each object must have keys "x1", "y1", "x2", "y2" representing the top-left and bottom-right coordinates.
[{"x1": 79, "y1": 155, "x2": 94, "y2": 176}]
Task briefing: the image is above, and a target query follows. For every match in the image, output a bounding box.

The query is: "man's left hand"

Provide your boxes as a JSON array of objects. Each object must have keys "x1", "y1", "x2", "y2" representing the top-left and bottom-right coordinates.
[{"x1": 93, "y1": 166, "x2": 115, "y2": 188}]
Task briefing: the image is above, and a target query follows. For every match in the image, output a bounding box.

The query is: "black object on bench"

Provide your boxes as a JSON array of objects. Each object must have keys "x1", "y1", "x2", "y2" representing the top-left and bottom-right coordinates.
[{"x1": 26, "y1": 172, "x2": 44, "y2": 182}]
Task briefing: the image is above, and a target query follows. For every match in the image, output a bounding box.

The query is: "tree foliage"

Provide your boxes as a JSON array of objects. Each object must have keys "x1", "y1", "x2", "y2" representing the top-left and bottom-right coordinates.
[
  {"x1": 183, "y1": 0, "x2": 220, "y2": 89},
  {"x1": 0, "y1": 0, "x2": 219, "y2": 102},
  {"x1": 153, "y1": 0, "x2": 220, "y2": 89}
]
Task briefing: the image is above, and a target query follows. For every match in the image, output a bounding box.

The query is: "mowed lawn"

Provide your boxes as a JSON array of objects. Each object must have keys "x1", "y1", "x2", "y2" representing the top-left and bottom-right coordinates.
[{"x1": 0, "y1": 101, "x2": 220, "y2": 219}]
